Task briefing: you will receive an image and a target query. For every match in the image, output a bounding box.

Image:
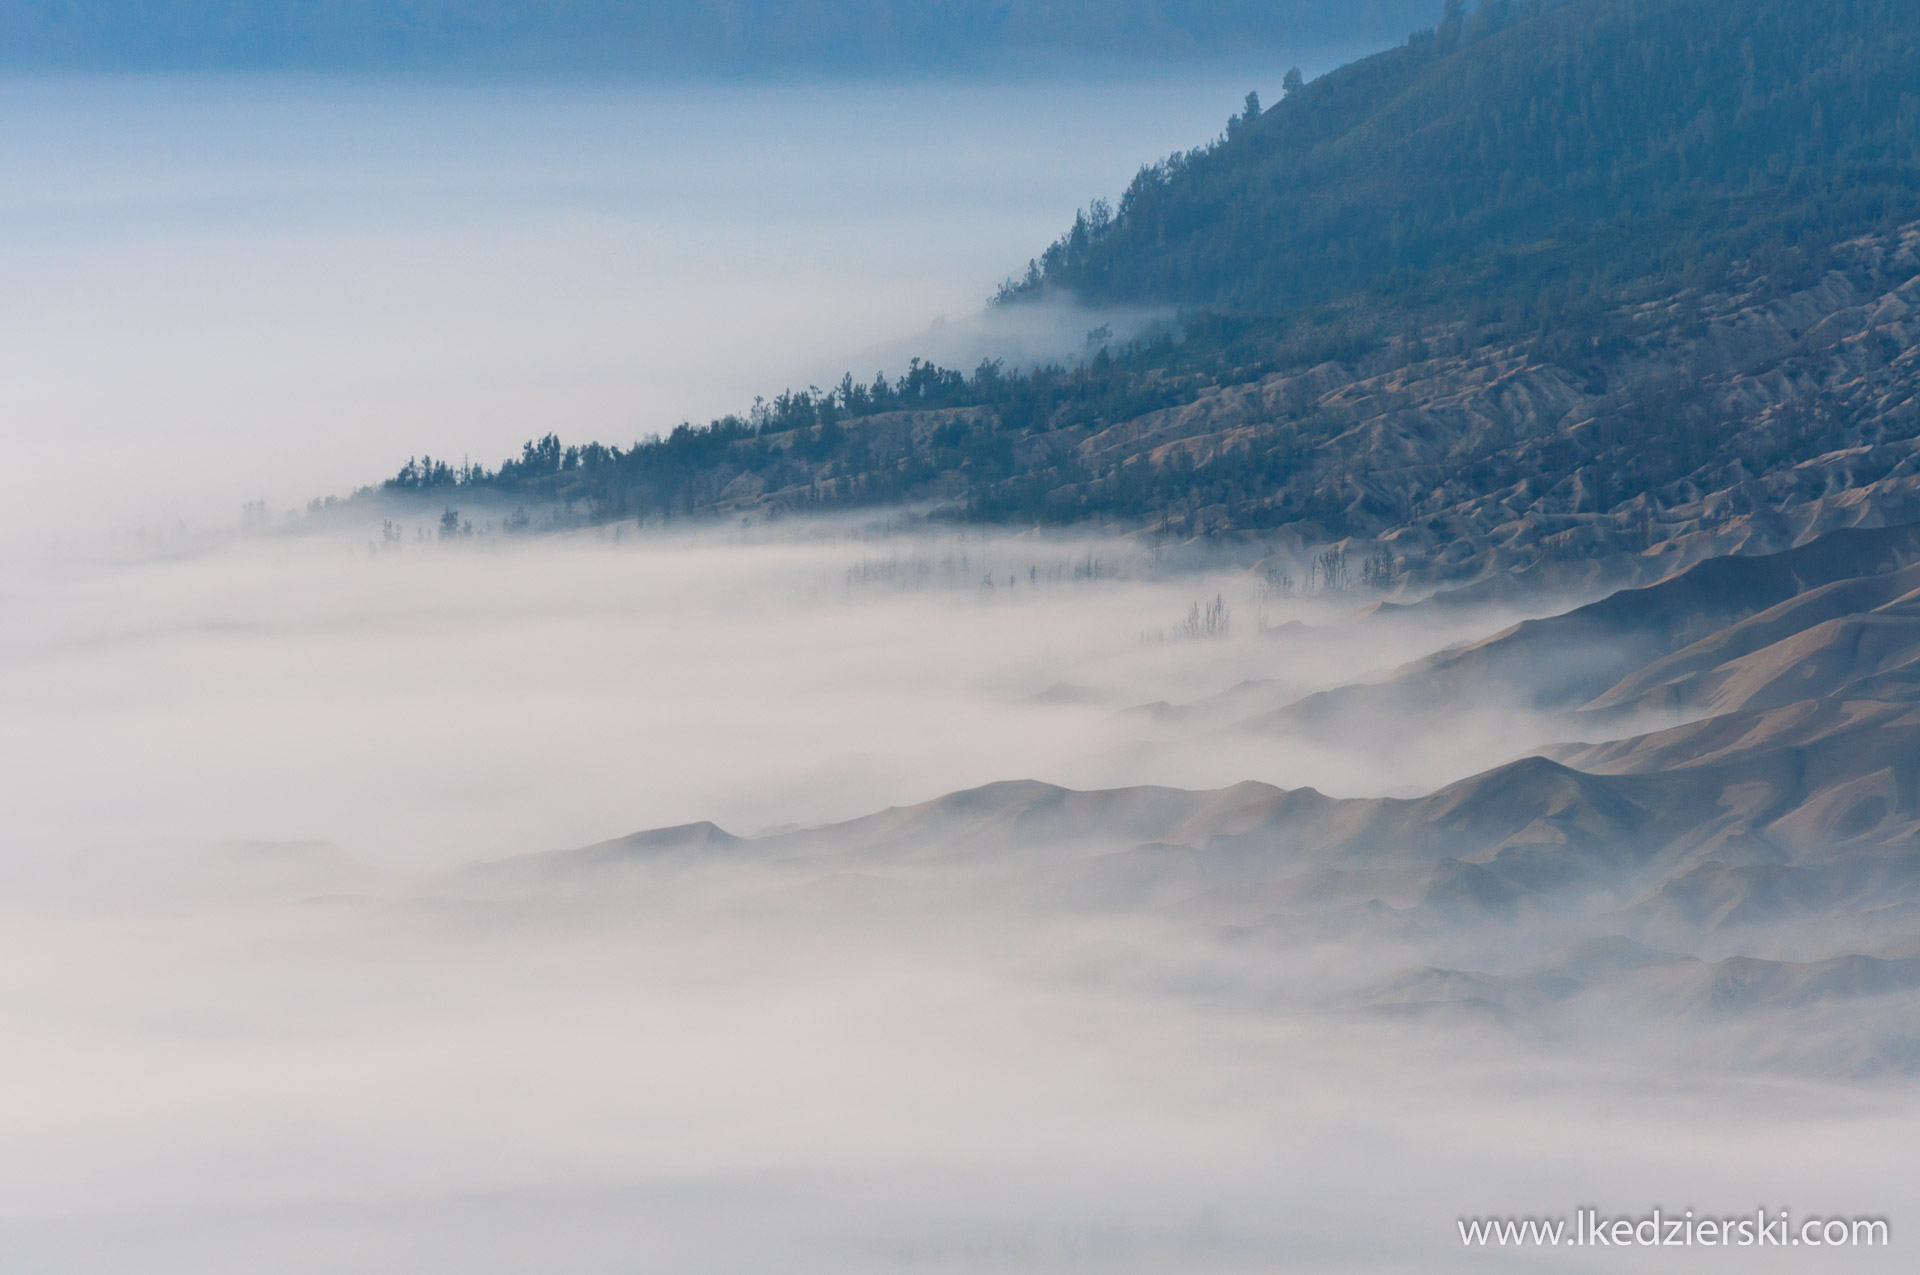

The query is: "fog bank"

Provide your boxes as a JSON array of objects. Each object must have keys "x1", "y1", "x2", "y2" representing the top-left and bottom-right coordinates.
[
  {"x1": 3, "y1": 521, "x2": 1485, "y2": 876},
  {"x1": 5, "y1": 516, "x2": 1916, "y2": 1271}
]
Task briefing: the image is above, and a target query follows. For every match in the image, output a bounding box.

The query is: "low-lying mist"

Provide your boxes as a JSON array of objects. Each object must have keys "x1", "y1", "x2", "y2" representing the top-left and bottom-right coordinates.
[
  {"x1": 4, "y1": 517, "x2": 1493, "y2": 876},
  {"x1": 6, "y1": 845, "x2": 1914, "y2": 1274},
  {"x1": 4, "y1": 515, "x2": 1915, "y2": 1271}
]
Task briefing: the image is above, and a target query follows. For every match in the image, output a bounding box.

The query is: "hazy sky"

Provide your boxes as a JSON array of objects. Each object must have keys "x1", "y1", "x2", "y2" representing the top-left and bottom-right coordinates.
[
  {"x1": 0, "y1": 59, "x2": 1359, "y2": 546},
  {"x1": 0, "y1": 1, "x2": 1438, "y2": 71}
]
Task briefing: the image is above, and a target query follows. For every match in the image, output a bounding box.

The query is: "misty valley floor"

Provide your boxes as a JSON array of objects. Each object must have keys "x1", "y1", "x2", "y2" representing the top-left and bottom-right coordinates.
[
  {"x1": 463, "y1": 519, "x2": 1920, "y2": 1084},
  {"x1": 4, "y1": 515, "x2": 1919, "y2": 1271}
]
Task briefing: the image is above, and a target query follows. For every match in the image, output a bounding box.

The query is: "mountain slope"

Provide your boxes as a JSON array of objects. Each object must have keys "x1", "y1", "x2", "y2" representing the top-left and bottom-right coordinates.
[
  {"x1": 1009, "y1": 0, "x2": 1920, "y2": 312},
  {"x1": 1580, "y1": 563, "x2": 1920, "y2": 714},
  {"x1": 1255, "y1": 522, "x2": 1920, "y2": 738},
  {"x1": 367, "y1": 0, "x2": 1920, "y2": 579}
]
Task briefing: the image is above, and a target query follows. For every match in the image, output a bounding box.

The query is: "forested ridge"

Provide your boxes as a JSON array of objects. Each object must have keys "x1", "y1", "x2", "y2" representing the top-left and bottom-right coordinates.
[
  {"x1": 1007, "y1": 0, "x2": 1920, "y2": 310},
  {"x1": 364, "y1": 0, "x2": 1920, "y2": 567}
]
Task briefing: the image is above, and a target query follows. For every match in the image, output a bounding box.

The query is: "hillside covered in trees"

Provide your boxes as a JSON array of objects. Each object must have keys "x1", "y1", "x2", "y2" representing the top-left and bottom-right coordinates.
[
  {"x1": 366, "y1": 0, "x2": 1920, "y2": 583},
  {"x1": 1003, "y1": 0, "x2": 1920, "y2": 311}
]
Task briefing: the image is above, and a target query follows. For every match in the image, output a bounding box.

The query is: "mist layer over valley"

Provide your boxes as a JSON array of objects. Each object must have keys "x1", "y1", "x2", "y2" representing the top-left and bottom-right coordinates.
[
  {"x1": 8, "y1": 512, "x2": 1920, "y2": 1272},
  {"x1": 7, "y1": 522, "x2": 1482, "y2": 873}
]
